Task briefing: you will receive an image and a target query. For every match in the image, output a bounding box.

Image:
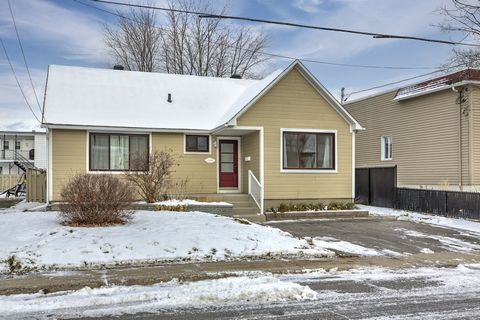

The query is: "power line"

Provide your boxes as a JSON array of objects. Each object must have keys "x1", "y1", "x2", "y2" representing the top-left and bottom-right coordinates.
[
  {"x1": 0, "y1": 38, "x2": 41, "y2": 123},
  {"x1": 91, "y1": 0, "x2": 480, "y2": 47},
  {"x1": 75, "y1": 0, "x2": 437, "y2": 71},
  {"x1": 7, "y1": 0, "x2": 43, "y2": 115}
]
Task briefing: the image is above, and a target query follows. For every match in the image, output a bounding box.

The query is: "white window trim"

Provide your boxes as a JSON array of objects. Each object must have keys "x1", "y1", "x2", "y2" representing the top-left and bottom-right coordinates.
[
  {"x1": 86, "y1": 131, "x2": 153, "y2": 174},
  {"x1": 381, "y1": 135, "x2": 393, "y2": 161},
  {"x1": 183, "y1": 133, "x2": 212, "y2": 155},
  {"x1": 280, "y1": 128, "x2": 338, "y2": 174}
]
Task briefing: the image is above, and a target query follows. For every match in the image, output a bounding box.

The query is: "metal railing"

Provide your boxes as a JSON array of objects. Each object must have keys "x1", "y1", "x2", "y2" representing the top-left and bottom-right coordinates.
[{"x1": 248, "y1": 170, "x2": 263, "y2": 213}]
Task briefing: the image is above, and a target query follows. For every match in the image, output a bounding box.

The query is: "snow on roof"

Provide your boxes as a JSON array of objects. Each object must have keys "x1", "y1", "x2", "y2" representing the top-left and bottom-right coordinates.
[
  {"x1": 43, "y1": 61, "x2": 361, "y2": 131},
  {"x1": 43, "y1": 65, "x2": 270, "y2": 131},
  {"x1": 395, "y1": 69, "x2": 480, "y2": 101}
]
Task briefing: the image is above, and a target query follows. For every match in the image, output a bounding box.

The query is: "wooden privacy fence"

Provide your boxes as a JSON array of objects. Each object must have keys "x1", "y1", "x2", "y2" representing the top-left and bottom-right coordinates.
[
  {"x1": 396, "y1": 188, "x2": 480, "y2": 220},
  {"x1": 26, "y1": 168, "x2": 46, "y2": 203},
  {"x1": 0, "y1": 174, "x2": 21, "y2": 192}
]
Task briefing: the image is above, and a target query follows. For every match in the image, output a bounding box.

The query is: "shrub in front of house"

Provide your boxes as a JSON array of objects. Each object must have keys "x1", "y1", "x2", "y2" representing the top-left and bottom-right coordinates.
[
  {"x1": 269, "y1": 202, "x2": 356, "y2": 213},
  {"x1": 125, "y1": 150, "x2": 178, "y2": 203},
  {"x1": 59, "y1": 174, "x2": 135, "y2": 226}
]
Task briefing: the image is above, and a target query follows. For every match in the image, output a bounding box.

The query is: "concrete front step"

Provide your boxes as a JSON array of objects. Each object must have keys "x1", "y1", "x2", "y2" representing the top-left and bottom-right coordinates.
[{"x1": 234, "y1": 207, "x2": 259, "y2": 216}]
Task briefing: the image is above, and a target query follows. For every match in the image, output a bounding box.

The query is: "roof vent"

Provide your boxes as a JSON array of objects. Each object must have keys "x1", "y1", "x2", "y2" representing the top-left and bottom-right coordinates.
[
  {"x1": 113, "y1": 65, "x2": 125, "y2": 70},
  {"x1": 167, "y1": 93, "x2": 172, "y2": 103},
  {"x1": 230, "y1": 74, "x2": 242, "y2": 79}
]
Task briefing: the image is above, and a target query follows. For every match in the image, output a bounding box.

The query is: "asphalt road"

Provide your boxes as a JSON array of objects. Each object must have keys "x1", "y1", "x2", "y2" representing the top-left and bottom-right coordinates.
[{"x1": 83, "y1": 266, "x2": 480, "y2": 320}]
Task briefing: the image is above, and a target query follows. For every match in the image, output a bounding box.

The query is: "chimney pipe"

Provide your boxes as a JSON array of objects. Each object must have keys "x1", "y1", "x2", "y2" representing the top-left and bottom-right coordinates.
[{"x1": 167, "y1": 93, "x2": 172, "y2": 103}]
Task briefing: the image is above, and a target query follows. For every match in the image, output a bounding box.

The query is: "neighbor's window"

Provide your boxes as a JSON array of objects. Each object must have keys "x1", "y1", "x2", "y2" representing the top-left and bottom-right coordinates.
[
  {"x1": 185, "y1": 135, "x2": 209, "y2": 152},
  {"x1": 381, "y1": 135, "x2": 392, "y2": 160},
  {"x1": 3, "y1": 140, "x2": 9, "y2": 150},
  {"x1": 283, "y1": 131, "x2": 335, "y2": 170},
  {"x1": 15, "y1": 141, "x2": 21, "y2": 150},
  {"x1": 90, "y1": 133, "x2": 149, "y2": 171}
]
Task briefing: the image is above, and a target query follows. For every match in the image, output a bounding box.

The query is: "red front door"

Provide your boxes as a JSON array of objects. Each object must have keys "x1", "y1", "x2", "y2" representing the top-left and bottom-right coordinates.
[{"x1": 219, "y1": 140, "x2": 238, "y2": 188}]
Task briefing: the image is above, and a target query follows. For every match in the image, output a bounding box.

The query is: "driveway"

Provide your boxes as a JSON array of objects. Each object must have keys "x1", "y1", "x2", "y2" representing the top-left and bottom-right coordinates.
[{"x1": 266, "y1": 218, "x2": 480, "y2": 256}]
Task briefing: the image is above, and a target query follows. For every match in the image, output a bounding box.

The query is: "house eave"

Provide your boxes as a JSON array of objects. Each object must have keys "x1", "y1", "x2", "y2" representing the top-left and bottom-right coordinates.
[{"x1": 41, "y1": 123, "x2": 212, "y2": 134}]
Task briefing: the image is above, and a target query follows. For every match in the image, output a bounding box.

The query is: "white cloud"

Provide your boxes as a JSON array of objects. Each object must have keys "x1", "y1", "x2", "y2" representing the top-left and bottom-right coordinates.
[
  {"x1": 292, "y1": 0, "x2": 324, "y2": 13},
  {"x1": 0, "y1": 0, "x2": 107, "y2": 62},
  {"x1": 0, "y1": 66, "x2": 45, "y2": 131}
]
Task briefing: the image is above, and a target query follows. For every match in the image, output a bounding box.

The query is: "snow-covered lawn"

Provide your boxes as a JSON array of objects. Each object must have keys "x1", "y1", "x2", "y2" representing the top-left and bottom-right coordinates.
[
  {"x1": 361, "y1": 205, "x2": 480, "y2": 234},
  {"x1": 0, "y1": 210, "x2": 332, "y2": 273}
]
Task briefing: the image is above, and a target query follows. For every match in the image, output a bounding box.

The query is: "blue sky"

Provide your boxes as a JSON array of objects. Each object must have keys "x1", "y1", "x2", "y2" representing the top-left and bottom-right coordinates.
[{"x1": 0, "y1": 0, "x2": 464, "y2": 130}]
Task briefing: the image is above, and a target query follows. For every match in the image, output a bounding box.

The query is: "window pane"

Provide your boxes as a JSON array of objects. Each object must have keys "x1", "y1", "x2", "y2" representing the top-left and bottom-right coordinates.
[
  {"x1": 221, "y1": 163, "x2": 234, "y2": 172},
  {"x1": 284, "y1": 133, "x2": 299, "y2": 168},
  {"x1": 186, "y1": 136, "x2": 197, "y2": 151},
  {"x1": 299, "y1": 134, "x2": 317, "y2": 168},
  {"x1": 221, "y1": 153, "x2": 233, "y2": 162},
  {"x1": 130, "y1": 135, "x2": 148, "y2": 170},
  {"x1": 110, "y1": 135, "x2": 129, "y2": 170},
  {"x1": 197, "y1": 136, "x2": 208, "y2": 151},
  {"x1": 222, "y1": 143, "x2": 234, "y2": 153},
  {"x1": 317, "y1": 134, "x2": 333, "y2": 168},
  {"x1": 91, "y1": 135, "x2": 109, "y2": 170}
]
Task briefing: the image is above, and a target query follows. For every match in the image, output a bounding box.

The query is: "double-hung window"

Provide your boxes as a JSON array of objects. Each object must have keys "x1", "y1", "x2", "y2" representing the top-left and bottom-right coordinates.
[
  {"x1": 381, "y1": 135, "x2": 393, "y2": 160},
  {"x1": 282, "y1": 131, "x2": 335, "y2": 170},
  {"x1": 185, "y1": 135, "x2": 209, "y2": 153},
  {"x1": 89, "y1": 133, "x2": 149, "y2": 171}
]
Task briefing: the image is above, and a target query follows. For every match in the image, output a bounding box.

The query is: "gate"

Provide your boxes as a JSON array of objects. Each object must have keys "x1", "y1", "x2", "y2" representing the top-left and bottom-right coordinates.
[
  {"x1": 26, "y1": 168, "x2": 46, "y2": 203},
  {"x1": 355, "y1": 166, "x2": 397, "y2": 207}
]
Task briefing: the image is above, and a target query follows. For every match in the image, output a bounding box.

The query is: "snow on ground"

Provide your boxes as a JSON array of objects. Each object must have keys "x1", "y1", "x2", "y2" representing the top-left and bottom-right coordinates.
[
  {"x1": 0, "y1": 275, "x2": 316, "y2": 318},
  {"x1": 0, "y1": 200, "x2": 45, "y2": 213},
  {"x1": 396, "y1": 228, "x2": 480, "y2": 253},
  {"x1": 2, "y1": 264, "x2": 480, "y2": 319},
  {"x1": 360, "y1": 205, "x2": 480, "y2": 234},
  {"x1": 148, "y1": 199, "x2": 232, "y2": 206},
  {"x1": 0, "y1": 211, "x2": 332, "y2": 273}
]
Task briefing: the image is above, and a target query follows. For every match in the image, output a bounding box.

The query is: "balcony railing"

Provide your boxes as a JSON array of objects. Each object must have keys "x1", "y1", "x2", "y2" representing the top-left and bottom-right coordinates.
[{"x1": 0, "y1": 150, "x2": 34, "y2": 161}]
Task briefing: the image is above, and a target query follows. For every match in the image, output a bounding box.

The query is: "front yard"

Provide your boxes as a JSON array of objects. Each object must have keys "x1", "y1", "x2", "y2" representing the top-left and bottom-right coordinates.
[{"x1": 0, "y1": 210, "x2": 332, "y2": 274}]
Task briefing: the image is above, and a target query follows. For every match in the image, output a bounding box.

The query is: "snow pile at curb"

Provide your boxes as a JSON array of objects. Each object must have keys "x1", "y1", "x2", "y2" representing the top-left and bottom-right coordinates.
[
  {"x1": 360, "y1": 205, "x2": 480, "y2": 234},
  {"x1": 0, "y1": 211, "x2": 332, "y2": 273},
  {"x1": 0, "y1": 276, "x2": 317, "y2": 317}
]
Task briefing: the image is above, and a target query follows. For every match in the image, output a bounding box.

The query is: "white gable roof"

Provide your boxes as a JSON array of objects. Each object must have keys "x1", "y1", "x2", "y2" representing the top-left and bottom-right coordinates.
[{"x1": 42, "y1": 61, "x2": 362, "y2": 132}]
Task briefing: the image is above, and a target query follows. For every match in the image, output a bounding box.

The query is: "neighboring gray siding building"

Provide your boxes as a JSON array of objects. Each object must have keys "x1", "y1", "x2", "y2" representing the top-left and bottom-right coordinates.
[{"x1": 345, "y1": 69, "x2": 480, "y2": 191}]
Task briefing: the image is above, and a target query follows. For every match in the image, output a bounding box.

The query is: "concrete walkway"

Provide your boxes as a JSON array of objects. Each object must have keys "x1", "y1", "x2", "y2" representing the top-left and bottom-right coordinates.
[{"x1": 1, "y1": 251, "x2": 479, "y2": 295}]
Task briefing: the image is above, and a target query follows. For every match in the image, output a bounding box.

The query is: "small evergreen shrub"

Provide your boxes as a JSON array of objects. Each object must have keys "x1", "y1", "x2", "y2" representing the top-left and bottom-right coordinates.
[{"x1": 269, "y1": 202, "x2": 356, "y2": 213}]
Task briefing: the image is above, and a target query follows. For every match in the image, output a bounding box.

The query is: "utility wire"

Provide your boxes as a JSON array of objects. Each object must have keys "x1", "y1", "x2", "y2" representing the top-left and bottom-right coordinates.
[
  {"x1": 0, "y1": 38, "x2": 41, "y2": 123},
  {"x1": 91, "y1": 0, "x2": 480, "y2": 47},
  {"x1": 75, "y1": 0, "x2": 436, "y2": 70},
  {"x1": 7, "y1": 0, "x2": 43, "y2": 115}
]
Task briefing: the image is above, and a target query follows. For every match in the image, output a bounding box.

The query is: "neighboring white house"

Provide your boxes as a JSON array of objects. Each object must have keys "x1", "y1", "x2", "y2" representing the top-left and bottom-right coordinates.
[{"x1": 0, "y1": 131, "x2": 47, "y2": 175}]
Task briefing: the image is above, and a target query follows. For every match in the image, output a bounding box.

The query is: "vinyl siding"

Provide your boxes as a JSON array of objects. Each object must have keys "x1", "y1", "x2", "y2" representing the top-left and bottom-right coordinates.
[
  {"x1": 51, "y1": 129, "x2": 87, "y2": 201},
  {"x1": 237, "y1": 67, "x2": 353, "y2": 201},
  {"x1": 346, "y1": 88, "x2": 470, "y2": 187},
  {"x1": 151, "y1": 133, "x2": 217, "y2": 194},
  {"x1": 241, "y1": 131, "x2": 260, "y2": 193},
  {"x1": 469, "y1": 86, "x2": 480, "y2": 186}
]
